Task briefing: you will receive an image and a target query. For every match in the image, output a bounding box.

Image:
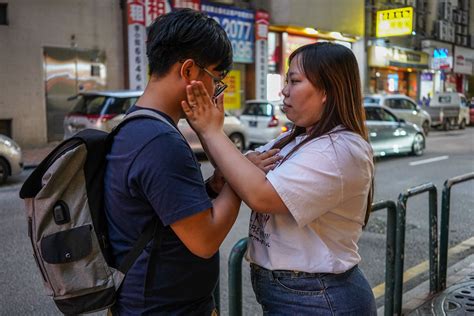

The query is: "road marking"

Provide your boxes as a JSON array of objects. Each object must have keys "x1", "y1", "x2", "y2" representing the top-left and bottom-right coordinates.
[
  {"x1": 409, "y1": 155, "x2": 449, "y2": 166},
  {"x1": 371, "y1": 236, "x2": 474, "y2": 299}
]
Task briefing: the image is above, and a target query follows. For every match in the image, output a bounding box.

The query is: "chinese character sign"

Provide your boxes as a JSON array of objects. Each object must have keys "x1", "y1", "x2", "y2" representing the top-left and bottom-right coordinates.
[
  {"x1": 145, "y1": 0, "x2": 171, "y2": 26},
  {"x1": 127, "y1": 0, "x2": 147, "y2": 91},
  {"x1": 223, "y1": 70, "x2": 241, "y2": 110},
  {"x1": 255, "y1": 10, "x2": 269, "y2": 99},
  {"x1": 201, "y1": 1, "x2": 255, "y2": 63}
]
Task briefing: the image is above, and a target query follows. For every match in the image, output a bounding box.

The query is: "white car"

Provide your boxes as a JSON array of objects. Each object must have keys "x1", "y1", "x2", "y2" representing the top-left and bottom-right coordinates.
[
  {"x1": 364, "y1": 94, "x2": 431, "y2": 135},
  {"x1": 0, "y1": 134, "x2": 23, "y2": 185},
  {"x1": 239, "y1": 99, "x2": 292, "y2": 146},
  {"x1": 178, "y1": 112, "x2": 249, "y2": 153}
]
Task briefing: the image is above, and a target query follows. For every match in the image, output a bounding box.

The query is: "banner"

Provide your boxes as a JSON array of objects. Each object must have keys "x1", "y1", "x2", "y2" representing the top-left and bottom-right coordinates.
[
  {"x1": 127, "y1": 0, "x2": 147, "y2": 91},
  {"x1": 223, "y1": 70, "x2": 241, "y2": 110},
  {"x1": 201, "y1": 1, "x2": 255, "y2": 63},
  {"x1": 255, "y1": 10, "x2": 269, "y2": 100}
]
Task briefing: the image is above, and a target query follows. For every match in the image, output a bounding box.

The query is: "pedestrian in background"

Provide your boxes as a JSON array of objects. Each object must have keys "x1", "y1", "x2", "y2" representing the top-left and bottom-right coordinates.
[
  {"x1": 104, "y1": 9, "x2": 276, "y2": 315},
  {"x1": 182, "y1": 42, "x2": 377, "y2": 315}
]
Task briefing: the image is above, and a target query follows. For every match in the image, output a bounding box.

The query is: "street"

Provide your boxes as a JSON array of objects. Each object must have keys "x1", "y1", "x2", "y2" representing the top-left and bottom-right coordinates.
[{"x1": 0, "y1": 127, "x2": 473, "y2": 315}]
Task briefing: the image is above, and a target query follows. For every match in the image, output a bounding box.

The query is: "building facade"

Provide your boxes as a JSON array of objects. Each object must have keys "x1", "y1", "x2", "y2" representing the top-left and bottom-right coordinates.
[{"x1": 0, "y1": 0, "x2": 125, "y2": 145}]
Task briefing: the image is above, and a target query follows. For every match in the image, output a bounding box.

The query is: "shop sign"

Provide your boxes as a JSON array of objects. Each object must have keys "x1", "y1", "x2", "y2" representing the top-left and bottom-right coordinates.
[
  {"x1": 222, "y1": 70, "x2": 241, "y2": 110},
  {"x1": 283, "y1": 34, "x2": 316, "y2": 73},
  {"x1": 201, "y1": 1, "x2": 255, "y2": 63},
  {"x1": 144, "y1": 0, "x2": 171, "y2": 26},
  {"x1": 255, "y1": 10, "x2": 269, "y2": 100},
  {"x1": 127, "y1": 0, "x2": 148, "y2": 91},
  {"x1": 376, "y1": 7, "x2": 413, "y2": 38},
  {"x1": 368, "y1": 45, "x2": 429, "y2": 69},
  {"x1": 453, "y1": 46, "x2": 474, "y2": 75}
]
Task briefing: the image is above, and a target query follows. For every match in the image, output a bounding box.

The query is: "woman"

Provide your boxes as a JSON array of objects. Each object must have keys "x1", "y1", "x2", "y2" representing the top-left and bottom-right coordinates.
[{"x1": 182, "y1": 42, "x2": 376, "y2": 315}]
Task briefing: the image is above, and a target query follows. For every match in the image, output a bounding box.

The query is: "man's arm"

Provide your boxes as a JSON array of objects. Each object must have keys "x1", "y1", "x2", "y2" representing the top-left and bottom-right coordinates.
[{"x1": 170, "y1": 184, "x2": 241, "y2": 258}]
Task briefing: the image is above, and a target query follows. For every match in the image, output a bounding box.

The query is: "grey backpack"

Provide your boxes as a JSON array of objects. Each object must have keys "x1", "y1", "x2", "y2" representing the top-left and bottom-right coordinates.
[{"x1": 19, "y1": 109, "x2": 175, "y2": 314}]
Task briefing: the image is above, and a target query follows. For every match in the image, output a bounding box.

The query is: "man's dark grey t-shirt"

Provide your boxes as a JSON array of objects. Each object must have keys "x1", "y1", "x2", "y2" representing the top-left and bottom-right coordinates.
[{"x1": 104, "y1": 106, "x2": 216, "y2": 315}]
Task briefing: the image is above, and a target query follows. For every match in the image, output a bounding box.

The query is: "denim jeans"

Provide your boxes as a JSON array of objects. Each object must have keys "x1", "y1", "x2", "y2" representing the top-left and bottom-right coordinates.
[{"x1": 251, "y1": 264, "x2": 377, "y2": 315}]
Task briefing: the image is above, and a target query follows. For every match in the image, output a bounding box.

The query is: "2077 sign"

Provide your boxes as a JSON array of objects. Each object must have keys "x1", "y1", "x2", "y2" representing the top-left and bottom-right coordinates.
[{"x1": 201, "y1": 1, "x2": 255, "y2": 64}]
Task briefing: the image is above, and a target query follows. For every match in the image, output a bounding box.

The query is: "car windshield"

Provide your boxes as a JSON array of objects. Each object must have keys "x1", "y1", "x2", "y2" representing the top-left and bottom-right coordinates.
[
  {"x1": 242, "y1": 103, "x2": 273, "y2": 116},
  {"x1": 70, "y1": 95, "x2": 136, "y2": 115},
  {"x1": 70, "y1": 95, "x2": 107, "y2": 115},
  {"x1": 364, "y1": 96, "x2": 380, "y2": 104}
]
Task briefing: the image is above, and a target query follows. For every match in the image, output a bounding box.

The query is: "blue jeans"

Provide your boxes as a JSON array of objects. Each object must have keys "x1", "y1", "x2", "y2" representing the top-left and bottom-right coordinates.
[{"x1": 251, "y1": 264, "x2": 377, "y2": 315}]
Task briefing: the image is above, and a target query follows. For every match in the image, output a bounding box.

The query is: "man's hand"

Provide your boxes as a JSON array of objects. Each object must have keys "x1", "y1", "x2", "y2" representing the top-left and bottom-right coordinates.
[
  {"x1": 245, "y1": 148, "x2": 282, "y2": 174},
  {"x1": 207, "y1": 168, "x2": 226, "y2": 195}
]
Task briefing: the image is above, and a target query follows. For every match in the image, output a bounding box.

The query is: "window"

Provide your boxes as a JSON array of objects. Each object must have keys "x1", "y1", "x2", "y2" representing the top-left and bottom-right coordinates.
[
  {"x1": 0, "y1": 3, "x2": 7, "y2": 25},
  {"x1": 381, "y1": 109, "x2": 398, "y2": 122},
  {"x1": 242, "y1": 103, "x2": 273, "y2": 116},
  {"x1": 385, "y1": 99, "x2": 403, "y2": 109},
  {"x1": 402, "y1": 100, "x2": 417, "y2": 110}
]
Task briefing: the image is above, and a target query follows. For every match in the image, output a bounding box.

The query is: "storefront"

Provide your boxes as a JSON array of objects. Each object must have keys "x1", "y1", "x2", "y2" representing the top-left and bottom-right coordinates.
[
  {"x1": 367, "y1": 45, "x2": 429, "y2": 100},
  {"x1": 266, "y1": 26, "x2": 356, "y2": 101},
  {"x1": 453, "y1": 46, "x2": 474, "y2": 98}
]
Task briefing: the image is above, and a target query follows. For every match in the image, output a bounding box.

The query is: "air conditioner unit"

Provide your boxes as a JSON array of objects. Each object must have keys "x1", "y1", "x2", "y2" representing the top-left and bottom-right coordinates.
[
  {"x1": 461, "y1": 11, "x2": 468, "y2": 25},
  {"x1": 439, "y1": 2, "x2": 452, "y2": 21}
]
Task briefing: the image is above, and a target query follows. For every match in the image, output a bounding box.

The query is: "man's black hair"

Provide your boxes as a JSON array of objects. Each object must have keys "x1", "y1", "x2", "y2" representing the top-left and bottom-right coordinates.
[{"x1": 146, "y1": 9, "x2": 233, "y2": 77}]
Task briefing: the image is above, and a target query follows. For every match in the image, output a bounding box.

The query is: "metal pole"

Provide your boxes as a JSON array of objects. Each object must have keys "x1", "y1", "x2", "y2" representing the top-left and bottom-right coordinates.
[
  {"x1": 370, "y1": 200, "x2": 397, "y2": 316},
  {"x1": 228, "y1": 238, "x2": 248, "y2": 316},
  {"x1": 394, "y1": 194, "x2": 407, "y2": 315},
  {"x1": 439, "y1": 172, "x2": 474, "y2": 290}
]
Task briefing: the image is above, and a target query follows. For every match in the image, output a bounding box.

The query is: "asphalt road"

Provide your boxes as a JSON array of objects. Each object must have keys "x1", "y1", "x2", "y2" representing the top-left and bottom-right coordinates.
[{"x1": 0, "y1": 127, "x2": 472, "y2": 315}]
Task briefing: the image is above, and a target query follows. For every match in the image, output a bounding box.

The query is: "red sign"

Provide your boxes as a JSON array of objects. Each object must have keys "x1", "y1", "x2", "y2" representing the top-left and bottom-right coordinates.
[
  {"x1": 255, "y1": 10, "x2": 269, "y2": 41},
  {"x1": 173, "y1": 0, "x2": 200, "y2": 10},
  {"x1": 128, "y1": 0, "x2": 146, "y2": 25}
]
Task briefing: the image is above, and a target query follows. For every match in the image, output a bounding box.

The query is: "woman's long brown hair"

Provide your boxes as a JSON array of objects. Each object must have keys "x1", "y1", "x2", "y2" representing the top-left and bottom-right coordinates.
[{"x1": 272, "y1": 42, "x2": 373, "y2": 226}]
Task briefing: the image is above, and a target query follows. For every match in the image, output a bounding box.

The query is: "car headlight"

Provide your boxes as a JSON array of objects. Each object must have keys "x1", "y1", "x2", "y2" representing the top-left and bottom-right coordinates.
[{"x1": 0, "y1": 137, "x2": 21, "y2": 152}]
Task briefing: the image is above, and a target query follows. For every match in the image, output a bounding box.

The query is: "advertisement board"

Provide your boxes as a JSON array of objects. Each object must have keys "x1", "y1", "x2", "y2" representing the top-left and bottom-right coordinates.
[
  {"x1": 223, "y1": 70, "x2": 241, "y2": 110},
  {"x1": 127, "y1": 0, "x2": 148, "y2": 91},
  {"x1": 376, "y1": 7, "x2": 413, "y2": 38},
  {"x1": 201, "y1": 1, "x2": 255, "y2": 63}
]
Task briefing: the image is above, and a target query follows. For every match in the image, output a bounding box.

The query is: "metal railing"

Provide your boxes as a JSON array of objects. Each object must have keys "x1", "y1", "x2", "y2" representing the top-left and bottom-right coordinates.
[
  {"x1": 228, "y1": 238, "x2": 248, "y2": 316},
  {"x1": 438, "y1": 172, "x2": 474, "y2": 291},
  {"x1": 393, "y1": 183, "x2": 438, "y2": 315}
]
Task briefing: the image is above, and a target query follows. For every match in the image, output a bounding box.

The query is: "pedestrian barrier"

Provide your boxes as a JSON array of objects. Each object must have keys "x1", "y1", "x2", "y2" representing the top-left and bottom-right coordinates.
[
  {"x1": 228, "y1": 238, "x2": 248, "y2": 316},
  {"x1": 393, "y1": 183, "x2": 438, "y2": 315},
  {"x1": 370, "y1": 200, "x2": 397, "y2": 316},
  {"x1": 438, "y1": 172, "x2": 474, "y2": 291}
]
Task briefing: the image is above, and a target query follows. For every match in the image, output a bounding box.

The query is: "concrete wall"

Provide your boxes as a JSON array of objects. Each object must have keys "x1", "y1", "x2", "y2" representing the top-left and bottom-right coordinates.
[{"x1": 0, "y1": 0, "x2": 125, "y2": 146}]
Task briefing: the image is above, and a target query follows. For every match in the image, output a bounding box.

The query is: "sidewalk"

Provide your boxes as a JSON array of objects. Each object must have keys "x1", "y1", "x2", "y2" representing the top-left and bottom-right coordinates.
[
  {"x1": 23, "y1": 142, "x2": 59, "y2": 169},
  {"x1": 378, "y1": 253, "x2": 474, "y2": 315}
]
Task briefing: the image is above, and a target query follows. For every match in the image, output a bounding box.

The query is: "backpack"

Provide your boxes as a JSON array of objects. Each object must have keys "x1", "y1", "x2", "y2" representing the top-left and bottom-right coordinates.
[{"x1": 19, "y1": 109, "x2": 176, "y2": 315}]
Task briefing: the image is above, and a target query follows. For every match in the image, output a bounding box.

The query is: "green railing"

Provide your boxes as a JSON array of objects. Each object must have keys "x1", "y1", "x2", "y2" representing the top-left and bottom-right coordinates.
[
  {"x1": 394, "y1": 183, "x2": 438, "y2": 315},
  {"x1": 370, "y1": 200, "x2": 397, "y2": 316},
  {"x1": 228, "y1": 238, "x2": 248, "y2": 316},
  {"x1": 438, "y1": 172, "x2": 474, "y2": 291}
]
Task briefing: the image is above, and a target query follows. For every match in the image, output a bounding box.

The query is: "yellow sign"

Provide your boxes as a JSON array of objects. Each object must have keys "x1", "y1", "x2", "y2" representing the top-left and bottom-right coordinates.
[
  {"x1": 223, "y1": 70, "x2": 241, "y2": 110},
  {"x1": 376, "y1": 7, "x2": 413, "y2": 38}
]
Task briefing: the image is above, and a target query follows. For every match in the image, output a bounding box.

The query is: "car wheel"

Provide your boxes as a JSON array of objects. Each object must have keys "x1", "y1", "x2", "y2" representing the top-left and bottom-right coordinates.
[
  {"x1": 422, "y1": 121, "x2": 430, "y2": 136},
  {"x1": 229, "y1": 133, "x2": 245, "y2": 152},
  {"x1": 411, "y1": 133, "x2": 425, "y2": 156},
  {"x1": 0, "y1": 158, "x2": 9, "y2": 185},
  {"x1": 459, "y1": 119, "x2": 466, "y2": 129}
]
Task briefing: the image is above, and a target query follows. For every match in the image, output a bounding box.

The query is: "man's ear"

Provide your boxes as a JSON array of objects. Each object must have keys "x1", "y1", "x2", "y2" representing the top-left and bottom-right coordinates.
[{"x1": 180, "y1": 59, "x2": 199, "y2": 82}]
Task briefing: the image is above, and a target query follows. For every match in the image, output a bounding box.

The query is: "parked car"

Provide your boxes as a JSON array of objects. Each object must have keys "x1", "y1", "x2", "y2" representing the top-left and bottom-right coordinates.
[
  {"x1": 239, "y1": 99, "x2": 292, "y2": 146},
  {"x1": 364, "y1": 104, "x2": 425, "y2": 157},
  {"x1": 470, "y1": 101, "x2": 474, "y2": 125},
  {"x1": 64, "y1": 90, "x2": 141, "y2": 139},
  {"x1": 64, "y1": 90, "x2": 248, "y2": 152},
  {"x1": 364, "y1": 94, "x2": 431, "y2": 135},
  {"x1": 178, "y1": 112, "x2": 249, "y2": 153},
  {"x1": 423, "y1": 92, "x2": 470, "y2": 130},
  {"x1": 0, "y1": 134, "x2": 23, "y2": 184}
]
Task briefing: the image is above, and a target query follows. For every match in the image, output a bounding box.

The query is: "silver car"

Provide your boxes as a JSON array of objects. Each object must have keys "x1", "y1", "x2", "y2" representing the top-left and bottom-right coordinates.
[
  {"x1": 63, "y1": 90, "x2": 142, "y2": 139},
  {"x1": 364, "y1": 94, "x2": 431, "y2": 135},
  {"x1": 365, "y1": 104, "x2": 425, "y2": 157},
  {"x1": 0, "y1": 134, "x2": 23, "y2": 184},
  {"x1": 64, "y1": 90, "x2": 248, "y2": 152},
  {"x1": 239, "y1": 99, "x2": 292, "y2": 146}
]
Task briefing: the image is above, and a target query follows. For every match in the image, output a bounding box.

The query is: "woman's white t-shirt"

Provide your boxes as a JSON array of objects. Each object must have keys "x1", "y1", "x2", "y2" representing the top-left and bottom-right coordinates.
[{"x1": 246, "y1": 126, "x2": 374, "y2": 274}]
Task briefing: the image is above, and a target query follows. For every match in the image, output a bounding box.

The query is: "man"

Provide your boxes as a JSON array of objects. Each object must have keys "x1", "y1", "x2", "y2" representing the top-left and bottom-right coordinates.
[{"x1": 104, "y1": 9, "x2": 240, "y2": 315}]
